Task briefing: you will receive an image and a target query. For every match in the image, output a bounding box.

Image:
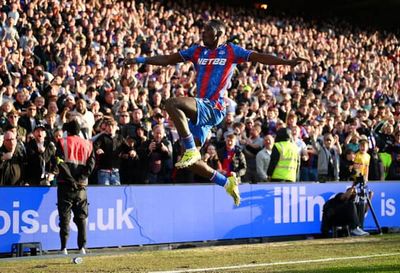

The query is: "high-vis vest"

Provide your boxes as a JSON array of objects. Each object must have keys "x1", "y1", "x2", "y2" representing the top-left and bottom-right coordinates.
[
  {"x1": 61, "y1": 136, "x2": 93, "y2": 166},
  {"x1": 379, "y1": 152, "x2": 392, "y2": 179},
  {"x1": 271, "y1": 141, "x2": 298, "y2": 182}
]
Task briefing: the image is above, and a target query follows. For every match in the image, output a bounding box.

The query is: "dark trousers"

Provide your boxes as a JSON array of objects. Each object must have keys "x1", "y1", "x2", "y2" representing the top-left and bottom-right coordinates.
[{"x1": 57, "y1": 185, "x2": 88, "y2": 249}]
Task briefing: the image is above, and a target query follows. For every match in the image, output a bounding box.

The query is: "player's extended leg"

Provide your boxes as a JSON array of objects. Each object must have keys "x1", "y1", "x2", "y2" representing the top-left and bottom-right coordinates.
[
  {"x1": 165, "y1": 97, "x2": 201, "y2": 168},
  {"x1": 189, "y1": 159, "x2": 241, "y2": 206}
]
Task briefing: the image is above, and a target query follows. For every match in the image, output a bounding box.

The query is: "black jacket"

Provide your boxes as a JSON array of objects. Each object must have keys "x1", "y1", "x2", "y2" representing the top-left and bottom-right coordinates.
[
  {"x1": 0, "y1": 143, "x2": 27, "y2": 185},
  {"x1": 18, "y1": 116, "x2": 41, "y2": 134},
  {"x1": 25, "y1": 139, "x2": 58, "y2": 185},
  {"x1": 93, "y1": 133, "x2": 125, "y2": 169},
  {"x1": 138, "y1": 137, "x2": 173, "y2": 182}
]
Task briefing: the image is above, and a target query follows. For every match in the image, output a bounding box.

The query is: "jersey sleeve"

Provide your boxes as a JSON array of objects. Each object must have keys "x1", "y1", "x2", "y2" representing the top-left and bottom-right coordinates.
[
  {"x1": 230, "y1": 43, "x2": 252, "y2": 64},
  {"x1": 179, "y1": 45, "x2": 201, "y2": 63}
]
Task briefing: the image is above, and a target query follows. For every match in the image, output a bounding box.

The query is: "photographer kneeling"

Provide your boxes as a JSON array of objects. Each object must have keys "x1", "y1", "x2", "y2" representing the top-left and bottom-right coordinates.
[{"x1": 321, "y1": 179, "x2": 369, "y2": 237}]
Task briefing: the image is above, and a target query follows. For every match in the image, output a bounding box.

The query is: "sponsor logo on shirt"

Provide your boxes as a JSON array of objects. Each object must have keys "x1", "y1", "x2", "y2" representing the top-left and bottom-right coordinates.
[{"x1": 197, "y1": 58, "x2": 227, "y2": 65}]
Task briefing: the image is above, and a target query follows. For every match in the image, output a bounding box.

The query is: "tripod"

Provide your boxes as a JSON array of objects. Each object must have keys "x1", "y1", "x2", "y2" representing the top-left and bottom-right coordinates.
[{"x1": 354, "y1": 177, "x2": 383, "y2": 235}]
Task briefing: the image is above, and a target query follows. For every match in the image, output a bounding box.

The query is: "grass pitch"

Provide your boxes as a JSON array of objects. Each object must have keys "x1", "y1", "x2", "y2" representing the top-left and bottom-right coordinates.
[{"x1": 1, "y1": 234, "x2": 400, "y2": 273}]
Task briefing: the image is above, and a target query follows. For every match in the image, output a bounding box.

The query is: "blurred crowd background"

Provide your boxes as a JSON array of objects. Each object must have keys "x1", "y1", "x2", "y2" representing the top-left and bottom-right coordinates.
[{"x1": 0, "y1": 0, "x2": 399, "y2": 186}]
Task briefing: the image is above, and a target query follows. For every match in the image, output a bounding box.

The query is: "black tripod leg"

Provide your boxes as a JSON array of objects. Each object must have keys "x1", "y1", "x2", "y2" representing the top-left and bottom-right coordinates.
[{"x1": 367, "y1": 197, "x2": 382, "y2": 235}]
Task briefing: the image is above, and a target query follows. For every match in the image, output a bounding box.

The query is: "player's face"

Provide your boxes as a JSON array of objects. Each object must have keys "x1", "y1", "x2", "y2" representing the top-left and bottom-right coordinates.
[{"x1": 202, "y1": 25, "x2": 218, "y2": 48}]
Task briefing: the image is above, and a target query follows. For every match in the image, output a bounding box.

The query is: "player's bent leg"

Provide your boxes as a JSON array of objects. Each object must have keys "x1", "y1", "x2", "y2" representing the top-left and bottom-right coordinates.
[{"x1": 165, "y1": 97, "x2": 198, "y2": 136}]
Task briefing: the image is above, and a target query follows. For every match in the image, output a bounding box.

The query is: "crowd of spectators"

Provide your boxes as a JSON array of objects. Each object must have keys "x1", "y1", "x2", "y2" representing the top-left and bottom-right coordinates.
[{"x1": 0, "y1": 0, "x2": 399, "y2": 186}]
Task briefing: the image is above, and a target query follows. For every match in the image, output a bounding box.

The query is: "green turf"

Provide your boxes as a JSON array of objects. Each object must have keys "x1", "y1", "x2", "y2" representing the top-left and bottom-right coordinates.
[{"x1": 1, "y1": 234, "x2": 400, "y2": 273}]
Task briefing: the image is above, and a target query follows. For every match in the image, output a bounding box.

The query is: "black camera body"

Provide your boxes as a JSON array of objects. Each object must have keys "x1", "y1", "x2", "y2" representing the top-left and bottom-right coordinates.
[{"x1": 353, "y1": 174, "x2": 366, "y2": 187}]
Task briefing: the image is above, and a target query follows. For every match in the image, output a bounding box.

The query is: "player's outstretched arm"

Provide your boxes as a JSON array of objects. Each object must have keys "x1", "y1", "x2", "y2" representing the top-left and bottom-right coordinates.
[
  {"x1": 125, "y1": 52, "x2": 183, "y2": 66},
  {"x1": 249, "y1": 52, "x2": 309, "y2": 67}
]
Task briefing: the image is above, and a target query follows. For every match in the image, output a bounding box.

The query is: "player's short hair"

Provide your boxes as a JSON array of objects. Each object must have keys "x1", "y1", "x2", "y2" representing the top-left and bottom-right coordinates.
[{"x1": 208, "y1": 19, "x2": 226, "y2": 36}]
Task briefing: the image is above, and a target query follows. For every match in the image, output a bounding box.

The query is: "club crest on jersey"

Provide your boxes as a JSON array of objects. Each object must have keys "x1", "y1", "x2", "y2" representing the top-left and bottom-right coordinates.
[{"x1": 197, "y1": 58, "x2": 227, "y2": 65}]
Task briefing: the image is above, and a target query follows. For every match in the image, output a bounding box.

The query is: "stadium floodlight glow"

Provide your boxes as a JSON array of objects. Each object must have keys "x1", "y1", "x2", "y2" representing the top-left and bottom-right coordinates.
[{"x1": 254, "y1": 2, "x2": 268, "y2": 10}]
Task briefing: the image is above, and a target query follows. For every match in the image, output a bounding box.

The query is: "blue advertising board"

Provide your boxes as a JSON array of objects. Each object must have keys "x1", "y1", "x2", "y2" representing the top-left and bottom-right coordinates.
[{"x1": 0, "y1": 182, "x2": 399, "y2": 253}]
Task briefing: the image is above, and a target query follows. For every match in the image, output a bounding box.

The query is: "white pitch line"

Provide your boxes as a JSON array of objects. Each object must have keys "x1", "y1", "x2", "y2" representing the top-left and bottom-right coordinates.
[{"x1": 149, "y1": 252, "x2": 400, "y2": 273}]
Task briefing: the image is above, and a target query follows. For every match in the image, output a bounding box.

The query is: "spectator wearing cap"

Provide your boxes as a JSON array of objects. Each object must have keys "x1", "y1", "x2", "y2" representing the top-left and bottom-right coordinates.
[
  {"x1": 236, "y1": 85, "x2": 253, "y2": 106},
  {"x1": 25, "y1": 122, "x2": 58, "y2": 186},
  {"x1": 93, "y1": 119, "x2": 125, "y2": 185},
  {"x1": 62, "y1": 94, "x2": 76, "y2": 112},
  {"x1": 151, "y1": 112, "x2": 165, "y2": 128},
  {"x1": 0, "y1": 130, "x2": 26, "y2": 186}
]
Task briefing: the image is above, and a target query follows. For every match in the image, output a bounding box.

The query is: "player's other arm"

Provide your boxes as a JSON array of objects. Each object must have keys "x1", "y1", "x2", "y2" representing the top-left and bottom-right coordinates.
[
  {"x1": 125, "y1": 53, "x2": 183, "y2": 66},
  {"x1": 249, "y1": 52, "x2": 308, "y2": 67}
]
